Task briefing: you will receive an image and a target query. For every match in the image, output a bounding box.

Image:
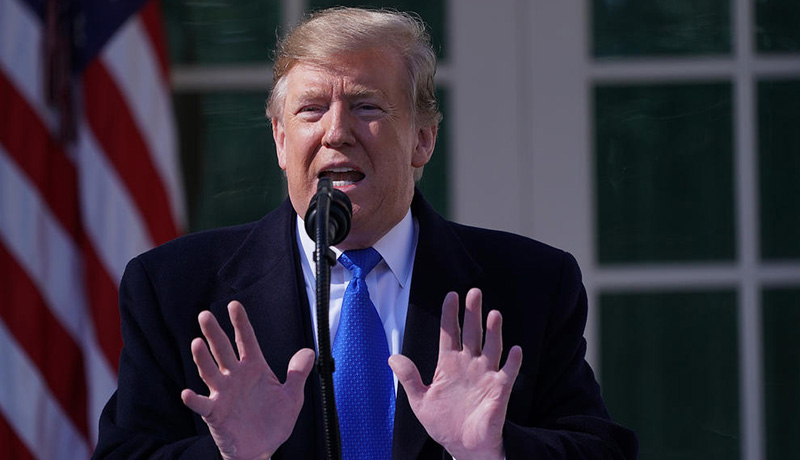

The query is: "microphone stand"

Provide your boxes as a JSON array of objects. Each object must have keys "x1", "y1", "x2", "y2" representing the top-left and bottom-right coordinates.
[{"x1": 311, "y1": 179, "x2": 342, "y2": 460}]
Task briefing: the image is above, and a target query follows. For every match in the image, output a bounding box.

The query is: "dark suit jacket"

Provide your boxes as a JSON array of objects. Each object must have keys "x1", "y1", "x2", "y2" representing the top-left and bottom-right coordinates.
[{"x1": 92, "y1": 192, "x2": 637, "y2": 459}]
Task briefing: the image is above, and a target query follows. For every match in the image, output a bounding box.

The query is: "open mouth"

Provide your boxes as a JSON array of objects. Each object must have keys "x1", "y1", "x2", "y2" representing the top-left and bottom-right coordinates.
[{"x1": 319, "y1": 168, "x2": 365, "y2": 187}]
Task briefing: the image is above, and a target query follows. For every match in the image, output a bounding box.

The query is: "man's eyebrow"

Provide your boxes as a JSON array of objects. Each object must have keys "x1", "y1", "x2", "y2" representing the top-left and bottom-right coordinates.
[
  {"x1": 346, "y1": 86, "x2": 385, "y2": 99},
  {"x1": 293, "y1": 89, "x2": 328, "y2": 101},
  {"x1": 291, "y1": 86, "x2": 384, "y2": 102}
]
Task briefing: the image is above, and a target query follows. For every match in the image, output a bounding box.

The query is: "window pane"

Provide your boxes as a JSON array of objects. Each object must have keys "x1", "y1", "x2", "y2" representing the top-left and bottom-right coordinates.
[
  {"x1": 756, "y1": 0, "x2": 800, "y2": 52},
  {"x1": 307, "y1": 0, "x2": 447, "y2": 59},
  {"x1": 174, "y1": 92, "x2": 286, "y2": 232},
  {"x1": 592, "y1": 0, "x2": 730, "y2": 57},
  {"x1": 601, "y1": 291, "x2": 740, "y2": 460},
  {"x1": 595, "y1": 83, "x2": 735, "y2": 264},
  {"x1": 163, "y1": 0, "x2": 281, "y2": 64},
  {"x1": 759, "y1": 80, "x2": 800, "y2": 260},
  {"x1": 763, "y1": 288, "x2": 800, "y2": 460}
]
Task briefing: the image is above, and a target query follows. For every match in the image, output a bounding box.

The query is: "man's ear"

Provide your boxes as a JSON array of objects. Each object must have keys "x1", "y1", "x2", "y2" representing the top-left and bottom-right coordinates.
[
  {"x1": 412, "y1": 124, "x2": 437, "y2": 168},
  {"x1": 272, "y1": 118, "x2": 287, "y2": 170}
]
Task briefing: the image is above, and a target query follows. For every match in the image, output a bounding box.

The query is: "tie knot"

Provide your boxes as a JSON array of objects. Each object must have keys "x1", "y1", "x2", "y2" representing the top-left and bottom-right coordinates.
[{"x1": 339, "y1": 248, "x2": 382, "y2": 279}]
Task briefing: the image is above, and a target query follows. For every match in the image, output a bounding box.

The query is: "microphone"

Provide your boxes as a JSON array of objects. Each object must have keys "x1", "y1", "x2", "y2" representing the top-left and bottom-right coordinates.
[
  {"x1": 304, "y1": 178, "x2": 352, "y2": 246},
  {"x1": 304, "y1": 177, "x2": 351, "y2": 460}
]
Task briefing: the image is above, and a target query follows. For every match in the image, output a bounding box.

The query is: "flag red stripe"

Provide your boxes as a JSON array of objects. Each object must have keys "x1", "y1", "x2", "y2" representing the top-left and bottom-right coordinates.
[
  {"x1": 139, "y1": 0, "x2": 170, "y2": 84},
  {"x1": 1, "y1": 69, "x2": 123, "y2": 375},
  {"x1": 82, "y1": 60, "x2": 179, "y2": 245},
  {"x1": 0, "y1": 70, "x2": 80, "y2": 239},
  {"x1": 0, "y1": 244, "x2": 90, "y2": 441},
  {"x1": 2, "y1": 1, "x2": 182, "y2": 454},
  {"x1": 83, "y1": 235, "x2": 123, "y2": 373},
  {"x1": 0, "y1": 413, "x2": 35, "y2": 460}
]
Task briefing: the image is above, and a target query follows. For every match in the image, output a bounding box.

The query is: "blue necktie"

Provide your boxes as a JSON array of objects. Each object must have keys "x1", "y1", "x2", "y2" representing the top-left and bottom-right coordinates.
[{"x1": 333, "y1": 248, "x2": 395, "y2": 460}]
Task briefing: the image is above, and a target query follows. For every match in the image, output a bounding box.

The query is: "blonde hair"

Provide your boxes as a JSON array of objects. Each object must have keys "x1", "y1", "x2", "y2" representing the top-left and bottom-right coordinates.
[{"x1": 265, "y1": 7, "x2": 442, "y2": 128}]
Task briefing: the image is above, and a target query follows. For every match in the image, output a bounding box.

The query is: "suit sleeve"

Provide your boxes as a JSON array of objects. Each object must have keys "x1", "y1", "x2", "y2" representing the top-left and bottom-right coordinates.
[
  {"x1": 501, "y1": 252, "x2": 638, "y2": 460},
  {"x1": 92, "y1": 257, "x2": 221, "y2": 460}
]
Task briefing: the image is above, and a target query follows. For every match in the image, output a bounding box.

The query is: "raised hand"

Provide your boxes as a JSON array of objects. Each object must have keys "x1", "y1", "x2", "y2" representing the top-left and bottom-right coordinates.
[
  {"x1": 389, "y1": 288, "x2": 523, "y2": 460},
  {"x1": 181, "y1": 301, "x2": 315, "y2": 460}
]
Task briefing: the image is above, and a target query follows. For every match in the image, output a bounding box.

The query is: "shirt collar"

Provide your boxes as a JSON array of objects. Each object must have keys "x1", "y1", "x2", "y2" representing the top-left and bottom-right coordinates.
[{"x1": 297, "y1": 209, "x2": 416, "y2": 288}]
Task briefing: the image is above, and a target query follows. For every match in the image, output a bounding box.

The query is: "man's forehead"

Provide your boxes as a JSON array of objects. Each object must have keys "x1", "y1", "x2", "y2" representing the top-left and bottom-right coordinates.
[{"x1": 285, "y1": 60, "x2": 401, "y2": 99}]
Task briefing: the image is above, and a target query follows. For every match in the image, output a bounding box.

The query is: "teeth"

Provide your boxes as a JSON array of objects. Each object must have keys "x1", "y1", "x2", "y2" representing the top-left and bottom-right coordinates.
[{"x1": 319, "y1": 168, "x2": 365, "y2": 186}]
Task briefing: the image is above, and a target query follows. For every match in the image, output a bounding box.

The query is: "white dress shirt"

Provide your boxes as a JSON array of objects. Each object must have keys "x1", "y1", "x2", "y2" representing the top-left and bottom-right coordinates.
[
  {"x1": 297, "y1": 211, "x2": 500, "y2": 459},
  {"x1": 296, "y1": 210, "x2": 418, "y2": 390}
]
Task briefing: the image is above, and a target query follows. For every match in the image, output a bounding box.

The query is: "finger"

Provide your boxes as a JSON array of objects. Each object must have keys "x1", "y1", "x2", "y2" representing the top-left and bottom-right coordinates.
[
  {"x1": 198, "y1": 310, "x2": 238, "y2": 372},
  {"x1": 181, "y1": 388, "x2": 213, "y2": 417},
  {"x1": 483, "y1": 310, "x2": 503, "y2": 369},
  {"x1": 191, "y1": 337, "x2": 224, "y2": 388},
  {"x1": 388, "y1": 354, "x2": 426, "y2": 402},
  {"x1": 461, "y1": 288, "x2": 484, "y2": 356},
  {"x1": 438, "y1": 291, "x2": 461, "y2": 352},
  {"x1": 229, "y1": 300, "x2": 266, "y2": 363},
  {"x1": 500, "y1": 345, "x2": 523, "y2": 385},
  {"x1": 284, "y1": 348, "x2": 315, "y2": 396}
]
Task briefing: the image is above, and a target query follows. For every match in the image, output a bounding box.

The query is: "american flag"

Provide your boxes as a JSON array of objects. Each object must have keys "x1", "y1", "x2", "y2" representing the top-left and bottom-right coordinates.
[{"x1": 0, "y1": 0, "x2": 184, "y2": 458}]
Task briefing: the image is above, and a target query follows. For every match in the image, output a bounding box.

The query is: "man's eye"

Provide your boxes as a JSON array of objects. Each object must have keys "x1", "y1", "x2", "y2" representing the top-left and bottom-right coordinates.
[
  {"x1": 296, "y1": 106, "x2": 326, "y2": 120},
  {"x1": 355, "y1": 103, "x2": 383, "y2": 114}
]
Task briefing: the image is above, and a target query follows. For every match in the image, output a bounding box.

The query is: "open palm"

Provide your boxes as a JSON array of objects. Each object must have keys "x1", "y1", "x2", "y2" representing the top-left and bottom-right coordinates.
[
  {"x1": 181, "y1": 301, "x2": 315, "y2": 460},
  {"x1": 389, "y1": 288, "x2": 523, "y2": 460}
]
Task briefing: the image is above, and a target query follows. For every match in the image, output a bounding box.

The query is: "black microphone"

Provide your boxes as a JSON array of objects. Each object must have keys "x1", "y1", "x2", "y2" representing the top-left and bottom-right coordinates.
[
  {"x1": 304, "y1": 177, "x2": 351, "y2": 460},
  {"x1": 304, "y1": 178, "x2": 352, "y2": 246}
]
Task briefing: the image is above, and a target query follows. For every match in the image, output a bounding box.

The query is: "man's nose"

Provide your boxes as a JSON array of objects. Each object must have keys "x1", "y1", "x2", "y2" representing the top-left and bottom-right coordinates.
[{"x1": 321, "y1": 104, "x2": 355, "y2": 148}]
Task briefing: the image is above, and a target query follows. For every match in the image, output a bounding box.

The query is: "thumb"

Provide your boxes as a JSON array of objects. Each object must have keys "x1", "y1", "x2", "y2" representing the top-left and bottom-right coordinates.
[
  {"x1": 388, "y1": 354, "x2": 426, "y2": 401},
  {"x1": 285, "y1": 348, "x2": 315, "y2": 391},
  {"x1": 181, "y1": 388, "x2": 212, "y2": 418}
]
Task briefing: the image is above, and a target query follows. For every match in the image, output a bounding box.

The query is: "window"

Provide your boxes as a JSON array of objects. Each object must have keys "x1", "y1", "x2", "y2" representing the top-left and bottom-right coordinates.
[{"x1": 590, "y1": 1, "x2": 800, "y2": 458}]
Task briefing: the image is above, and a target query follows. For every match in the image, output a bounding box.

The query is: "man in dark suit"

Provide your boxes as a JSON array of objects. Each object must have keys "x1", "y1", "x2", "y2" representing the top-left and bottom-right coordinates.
[{"x1": 93, "y1": 7, "x2": 637, "y2": 460}]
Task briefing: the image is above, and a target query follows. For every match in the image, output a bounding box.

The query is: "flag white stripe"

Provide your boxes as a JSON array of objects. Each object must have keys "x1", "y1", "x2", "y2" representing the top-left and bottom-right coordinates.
[
  {"x1": 0, "y1": 145, "x2": 89, "y2": 342},
  {"x1": 76, "y1": 118, "x2": 154, "y2": 283},
  {"x1": 0, "y1": 0, "x2": 57, "y2": 131},
  {"x1": 0, "y1": 0, "x2": 121, "y2": 449},
  {"x1": 0, "y1": 144, "x2": 116, "y2": 443},
  {"x1": 84, "y1": 333, "x2": 117, "y2": 445},
  {"x1": 102, "y1": 16, "x2": 185, "y2": 228},
  {"x1": 0, "y1": 319, "x2": 91, "y2": 460},
  {"x1": 2, "y1": 1, "x2": 180, "y2": 455}
]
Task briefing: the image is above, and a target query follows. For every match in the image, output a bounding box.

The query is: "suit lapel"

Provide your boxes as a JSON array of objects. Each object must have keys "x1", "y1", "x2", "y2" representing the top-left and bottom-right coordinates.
[
  {"x1": 392, "y1": 192, "x2": 485, "y2": 460},
  {"x1": 211, "y1": 199, "x2": 323, "y2": 458}
]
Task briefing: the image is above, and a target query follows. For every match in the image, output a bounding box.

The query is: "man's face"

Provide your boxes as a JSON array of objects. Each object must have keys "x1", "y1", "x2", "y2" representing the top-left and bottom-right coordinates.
[{"x1": 272, "y1": 47, "x2": 437, "y2": 249}]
